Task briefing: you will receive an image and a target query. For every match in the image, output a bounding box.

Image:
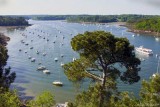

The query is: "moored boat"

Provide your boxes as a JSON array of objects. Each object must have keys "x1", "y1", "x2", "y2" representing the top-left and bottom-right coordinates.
[
  {"x1": 135, "y1": 46, "x2": 153, "y2": 55},
  {"x1": 52, "y1": 81, "x2": 63, "y2": 86}
]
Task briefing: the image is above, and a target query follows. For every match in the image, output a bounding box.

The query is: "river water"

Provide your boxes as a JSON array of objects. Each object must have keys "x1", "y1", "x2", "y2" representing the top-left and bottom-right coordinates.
[{"x1": 3, "y1": 20, "x2": 160, "y2": 102}]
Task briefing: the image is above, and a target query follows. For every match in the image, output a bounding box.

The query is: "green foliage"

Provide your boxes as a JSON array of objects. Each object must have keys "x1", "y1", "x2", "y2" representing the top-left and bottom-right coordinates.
[
  {"x1": 0, "y1": 67, "x2": 16, "y2": 90},
  {"x1": 63, "y1": 57, "x2": 92, "y2": 82},
  {"x1": 32, "y1": 15, "x2": 67, "y2": 20},
  {"x1": 29, "y1": 14, "x2": 160, "y2": 23},
  {"x1": 0, "y1": 44, "x2": 16, "y2": 90},
  {"x1": 0, "y1": 44, "x2": 8, "y2": 67},
  {"x1": 69, "y1": 80, "x2": 118, "y2": 107},
  {"x1": 67, "y1": 15, "x2": 117, "y2": 23},
  {"x1": 0, "y1": 16, "x2": 29, "y2": 26},
  {"x1": 27, "y1": 91, "x2": 55, "y2": 107},
  {"x1": 139, "y1": 74, "x2": 160, "y2": 107},
  {"x1": 64, "y1": 31, "x2": 140, "y2": 107},
  {"x1": 67, "y1": 15, "x2": 160, "y2": 23},
  {"x1": 135, "y1": 18, "x2": 160, "y2": 32},
  {"x1": 109, "y1": 92, "x2": 138, "y2": 107},
  {"x1": 67, "y1": 31, "x2": 140, "y2": 84},
  {"x1": 109, "y1": 74, "x2": 160, "y2": 107},
  {"x1": 0, "y1": 89, "x2": 21, "y2": 107}
]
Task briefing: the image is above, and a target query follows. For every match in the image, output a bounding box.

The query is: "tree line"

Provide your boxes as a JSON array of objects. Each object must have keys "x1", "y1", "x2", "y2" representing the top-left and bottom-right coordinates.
[
  {"x1": 133, "y1": 18, "x2": 160, "y2": 33},
  {"x1": 0, "y1": 16, "x2": 29, "y2": 26},
  {"x1": 28, "y1": 14, "x2": 160, "y2": 23}
]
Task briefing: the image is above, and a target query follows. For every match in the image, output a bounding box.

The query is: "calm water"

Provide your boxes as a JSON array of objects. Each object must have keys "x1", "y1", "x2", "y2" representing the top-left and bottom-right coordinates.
[{"x1": 4, "y1": 20, "x2": 160, "y2": 102}]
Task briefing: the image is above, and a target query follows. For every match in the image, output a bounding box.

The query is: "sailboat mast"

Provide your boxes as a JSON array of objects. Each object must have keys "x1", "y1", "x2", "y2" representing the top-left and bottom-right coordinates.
[{"x1": 157, "y1": 57, "x2": 160, "y2": 73}]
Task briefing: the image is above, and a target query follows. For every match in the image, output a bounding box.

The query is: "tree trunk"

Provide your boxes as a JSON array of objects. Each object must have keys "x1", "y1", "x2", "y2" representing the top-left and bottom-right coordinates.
[{"x1": 99, "y1": 72, "x2": 107, "y2": 107}]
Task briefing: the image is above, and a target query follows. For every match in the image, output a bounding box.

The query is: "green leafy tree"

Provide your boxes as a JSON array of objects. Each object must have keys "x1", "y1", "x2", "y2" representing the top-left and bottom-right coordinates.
[
  {"x1": 0, "y1": 89, "x2": 21, "y2": 107},
  {"x1": 0, "y1": 44, "x2": 8, "y2": 67},
  {"x1": 63, "y1": 31, "x2": 140, "y2": 107},
  {"x1": 0, "y1": 67, "x2": 16, "y2": 91},
  {"x1": 139, "y1": 74, "x2": 160, "y2": 107},
  {"x1": 27, "y1": 91, "x2": 55, "y2": 107},
  {"x1": 109, "y1": 74, "x2": 160, "y2": 107},
  {"x1": 0, "y1": 44, "x2": 16, "y2": 91}
]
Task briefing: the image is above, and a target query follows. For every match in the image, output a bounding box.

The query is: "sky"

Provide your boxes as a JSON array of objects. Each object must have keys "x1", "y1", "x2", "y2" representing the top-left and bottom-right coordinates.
[{"x1": 0, "y1": 0, "x2": 160, "y2": 15}]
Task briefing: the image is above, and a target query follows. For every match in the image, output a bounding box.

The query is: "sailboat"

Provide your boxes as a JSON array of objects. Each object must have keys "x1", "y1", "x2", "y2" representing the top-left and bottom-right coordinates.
[
  {"x1": 43, "y1": 69, "x2": 50, "y2": 74},
  {"x1": 54, "y1": 57, "x2": 58, "y2": 62},
  {"x1": 37, "y1": 66, "x2": 46, "y2": 70},
  {"x1": 31, "y1": 58, "x2": 36, "y2": 62},
  {"x1": 52, "y1": 81, "x2": 63, "y2": 86},
  {"x1": 152, "y1": 56, "x2": 160, "y2": 77},
  {"x1": 53, "y1": 44, "x2": 63, "y2": 86},
  {"x1": 73, "y1": 57, "x2": 76, "y2": 61},
  {"x1": 52, "y1": 70, "x2": 63, "y2": 86},
  {"x1": 60, "y1": 62, "x2": 64, "y2": 67}
]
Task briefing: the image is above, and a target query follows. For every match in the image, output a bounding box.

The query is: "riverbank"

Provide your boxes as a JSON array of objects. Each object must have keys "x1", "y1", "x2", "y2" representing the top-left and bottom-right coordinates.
[
  {"x1": 68, "y1": 21, "x2": 126, "y2": 26},
  {"x1": 123, "y1": 24, "x2": 160, "y2": 37},
  {"x1": 0, "y1": 32, "x2": 10, "y2": 46}
]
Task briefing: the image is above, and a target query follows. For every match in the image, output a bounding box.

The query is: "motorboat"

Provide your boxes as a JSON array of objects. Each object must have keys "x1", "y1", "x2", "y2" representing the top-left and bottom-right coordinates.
[
  {"x1": 135, "y1": 46, "x2": 153, "y2": 55},
  {"x1": 52, "y1": 81, "x2": 63, "y2": 86}
]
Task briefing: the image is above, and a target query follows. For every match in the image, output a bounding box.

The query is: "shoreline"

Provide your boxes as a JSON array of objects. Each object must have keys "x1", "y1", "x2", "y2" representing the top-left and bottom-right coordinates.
[
  {"x1": 0, "y1": 32, "x2": 10, "y2": 46},
  {"x1": 122, "y1": 24, "x2": 160, "y2": 37},
  {"x1": 67, "y1": 21, "x2": 126, "y2": 26}
]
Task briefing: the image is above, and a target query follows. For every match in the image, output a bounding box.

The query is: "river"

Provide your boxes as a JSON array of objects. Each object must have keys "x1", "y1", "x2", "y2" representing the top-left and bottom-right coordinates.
[{"x1": 3, "y1": 20, "x2": 160, "y2": 103}]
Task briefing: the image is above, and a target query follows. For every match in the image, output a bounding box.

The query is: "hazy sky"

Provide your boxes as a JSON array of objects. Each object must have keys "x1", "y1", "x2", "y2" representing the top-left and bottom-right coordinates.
[{"x1": 0, "y1": 0, "x2": 160, "y2": 15}]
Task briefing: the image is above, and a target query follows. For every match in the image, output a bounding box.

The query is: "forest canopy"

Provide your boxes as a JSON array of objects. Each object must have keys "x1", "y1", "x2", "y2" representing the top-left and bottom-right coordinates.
[{"x1": 0, "y1": 16, "x2": 29, "y2": 26}]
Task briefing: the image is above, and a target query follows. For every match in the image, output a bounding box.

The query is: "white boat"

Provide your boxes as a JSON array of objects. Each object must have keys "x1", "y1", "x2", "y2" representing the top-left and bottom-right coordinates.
[
  {"x1": 152, "y1": 57, "x2": 160, "y2": 77},
  {"x1": 31, "y1": 58, "x2": 36, "y2": 62},
  {"x1": 135, "y1": 46, "x2": 153, "y2": 55},
  {"x1": 54, "y1": 58, "x2": 58, "y2": 61},
  {"x1": 43, "y1": 69, "x2": 50, "y2": 74},
  {"x1": 72, "y1": 57, "x2": 76, "y2": 61},
  {"x1": 52, "y1": 81, "x2": 63, "y2": 86},
  {"x1": 155, "y1": 37, "x2": 160, "y2": 41},
  {"x1": 60, "y1": 62, "x2": 64, "y2": 67},
  {"x1": 42, "y1": 53, "x2": 46, "y2": 56},
  {"x1": 37, "y1": 66, "x2": 46, "y2": 70},
  {"x1": 24, "y1": 51, "x2": 28, "y2": 53}
]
